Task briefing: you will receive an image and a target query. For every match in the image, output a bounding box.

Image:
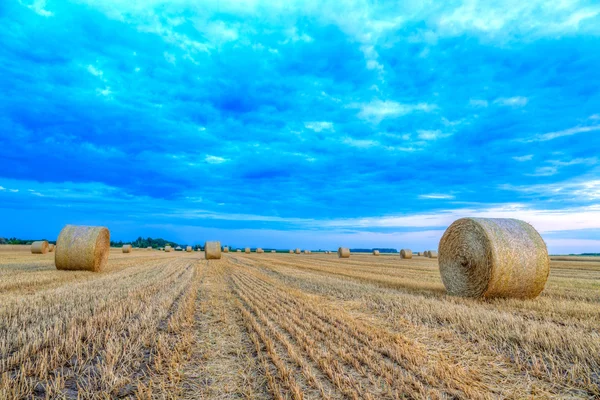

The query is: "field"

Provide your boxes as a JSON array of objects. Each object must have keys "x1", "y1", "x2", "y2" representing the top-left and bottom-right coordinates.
[{"x1": 0, "y1": 248, "x2": 599, "y2": 399}]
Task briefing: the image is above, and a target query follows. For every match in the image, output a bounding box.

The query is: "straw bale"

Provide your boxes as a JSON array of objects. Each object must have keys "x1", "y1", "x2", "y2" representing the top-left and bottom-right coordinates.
[
  {"x1": 338, "y1": 247, "x2": 350, "y2": 258},
  {"x1": 122, "y1": 245, "x2": 132, "y2": 253},
  {"x1": 31, "y1": 241, "x2": 49, "y2": 254},
  {"x1": 205, "y1": 241, "x2": 222, "y2": 259},
  {"x1": 373, "y1": 250, "x2": 380, "y2": 256},
  {"x1": 400, "y1": 249, "x2": 412, "y2": 259},
  {"x1": 55, "y1": 225, "x2": 110, "y2": 272}
]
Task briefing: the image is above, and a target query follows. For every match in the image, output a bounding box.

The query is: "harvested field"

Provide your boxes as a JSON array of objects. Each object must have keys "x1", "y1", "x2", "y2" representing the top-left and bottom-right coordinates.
[{"x1": 0, "y1": 249, "x2": 598, "y2": 398}]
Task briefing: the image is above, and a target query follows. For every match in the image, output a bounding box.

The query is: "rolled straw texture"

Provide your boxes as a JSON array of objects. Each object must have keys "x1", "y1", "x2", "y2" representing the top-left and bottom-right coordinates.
[
  {"x1": 295, "y1": 248, "x2": 301, "y2": 254},
  {"x1": 31, "y1": 241, "x2": 49, "y2": 254},
  {"x1": 205, "y1": 241, "x2": 222, "y2": 260},
  {"x1": 223, "y1": 247, "x2": 229, "y2": 253},
  {"x1": 55, "y1": 225, "x2": 110, "y2": 272},
  {"x1": 186, "y1": 246, "x2": 192, "y2": 252},
  {"x1": 48, "y1": 244, "x2": 55, "y2": 252},
  {"x1": 429, "y1": 251, "x2": 438, "y2": 259},
  {"x1": 438, "y1": 217, "x2": 549, "y2": 299},
  {"x1": 289, "y1": 250, "x2": 294, "y2": 254},
  {"x1": 338, "y1": 247, "x2": 350, "y2": 258},
  {"x1": 400, "y1": 249, "x2": 412, "y2": 259},
  {"x1": 373, "y1": 250, "x2": 380, "y2": 256},
  {"x1": 165, "y1": 246, "x2": 172, "y2": 252},
  {"x1": 256, "y1": 248, "x2": 264, "y2": 253},
  {"x1": 122, "y1": 245, "x2": 132, "y2": 253},
  {"x1": 245, "y1": 247, "x2": 251, "y2": 254}
]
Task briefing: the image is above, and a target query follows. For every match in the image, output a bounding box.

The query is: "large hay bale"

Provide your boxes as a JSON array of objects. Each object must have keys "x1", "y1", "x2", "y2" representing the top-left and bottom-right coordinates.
[
  {"x1": 256, "y1": 248, "x2": 264, "y2": 253},
  {"x1": 429, "y1": 251, "x2": 438, "y2": 259},
  {"x1": 55, "y1": 225, "x2": 110, "y2": 272},
  {"x1": 223, "y1": 247, "x2": 229, "y2": 253},
  {"x1": 165, "y1": 245, "x2": 172, "y2": 252},
  {"x1": 186, "y1": 246, "x2": 192, "y2": 252},
  {"x1": 245, "y1": 247, "x2": 251, "y2": 254},
  {"x1": 48, "y1": 244, "x2": 55, "y2": 252},
  {"x1": 205, "y1": 241, "x2": 222, "y2": 260},
  {"x1": 295, "y1": 248, "x2": 301, "y2": 254},
  {"x1": 122, "y1": 245, "x2": 132, "y2": 253},
  {"x1": 438, "y1": 218, "x2": 549, "y2": 299},
  {"x1": 373, "y1": 250, "x2": 380, "y2": 256},
  {"x1": 338, "y1": 247, "x2": 350, "y2": 258},
  {"x1": 400, "y1": 249, "x2": 412, "y2": 259},
  {"x1": 31, "y1": 241, "x2": 49, "y2": 254}
]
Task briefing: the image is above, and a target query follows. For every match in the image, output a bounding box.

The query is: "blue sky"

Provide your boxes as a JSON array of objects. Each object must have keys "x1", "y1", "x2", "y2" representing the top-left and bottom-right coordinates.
[{"x1": 1, "y1": 0, "x2": 599, "y2": 253}]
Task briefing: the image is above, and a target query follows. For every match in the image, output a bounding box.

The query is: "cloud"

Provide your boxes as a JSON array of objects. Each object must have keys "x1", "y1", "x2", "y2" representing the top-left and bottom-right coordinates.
[
  {"x1": 513, "y1": 154, "x2": 533, "y2": 162},
  {"x1": 419, "y1": 194, "x2": 455, "y2": 200},
  {"x1": 354, "y1": 100, "x2": 436, "y2": 123},
  {"x1": 304, "y1": 121, "x2": 334, "y2": 132},
  {"x1": 525, "y1": 125, "x2": 600, "y2": 142},
  {"x1": 205, "y1": 155, "x2": 228, "y2": 164},
  {"x1": 494, "y1": 96, "x2": 528, "y2": 107}
]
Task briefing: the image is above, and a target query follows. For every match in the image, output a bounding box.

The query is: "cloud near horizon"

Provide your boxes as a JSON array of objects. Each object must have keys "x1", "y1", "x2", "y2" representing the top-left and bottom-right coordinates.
[{"x1": 0, "y1": 0, "x2": 599, "y2": 253}]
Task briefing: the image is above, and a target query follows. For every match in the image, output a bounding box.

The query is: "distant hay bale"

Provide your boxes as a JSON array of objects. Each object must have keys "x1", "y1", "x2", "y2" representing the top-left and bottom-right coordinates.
[
  {"x1": 424, "y1": 250, "x2": 431, "y2": 257},
  {"x1": 205, "y1": 241, "x2": 222, "y2": 260},
  {"x1": 223, "y1": 247, "x2": 229, "y2": 253},
  {"x1": 31, "y1": 241, "x2": 49, "y2": 254},
  {"x1": 165, "y1": 245, "x2": 172, "y2": 252},
  {"x1": 400, "y1": 249, "x2": 412, "y2": 259},
  {"x1": 48, "y1": 244, "x2": 55, "y2": 252},
  {"x1": 338, "y1": 247, "x2": 350, "y2": 258},
  {"x1": 186, "y1": 246, "x2": 192, "y2": 252},
  {"x1": 271, "y1": 250, "x2": 276, "y2": 253},
  {"x1": 147, "y1": 246, "x2": 152, "y2": 250},
  {"x1": 295, "y1": 248, "x2": 301, "y2": 254},
  {"x1": 429, "y1": 251, "x2": 438, "y2": 258},
  {"x1": 373, "y1": 250, "x2": 380, "y2": 256},
  {"x1": 289, "y1": 250, "x2": 294, "y2": 254},
  {"x1": 55, "y1": 225, "x2": 110, "y2": 272},
  {"x1": 256, "y1": 248, "x2": 264, "y2": 253},
  {"x1": 237, "y1": 249, "x2": 242, "y2": 252},
  {"x1": 122, "y1": 245, "x2": 132, "y2": 253},
  {"x1": 245, "y1": 247, "x2": 251, "y2": 254},
  {"x1": 438, "y1": 217, "x2": 550, "y2": 299}
]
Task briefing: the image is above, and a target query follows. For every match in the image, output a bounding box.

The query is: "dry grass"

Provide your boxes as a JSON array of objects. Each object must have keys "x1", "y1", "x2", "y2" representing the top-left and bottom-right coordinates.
[{"x1": 0, "y1": 249, "x2": 598, "y2": 398}]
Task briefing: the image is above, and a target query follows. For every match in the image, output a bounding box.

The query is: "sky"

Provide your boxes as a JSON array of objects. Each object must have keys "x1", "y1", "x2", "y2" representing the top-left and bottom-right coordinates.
[{"x1": 1, "y1": 0, "x2": 599, "y2": 253}]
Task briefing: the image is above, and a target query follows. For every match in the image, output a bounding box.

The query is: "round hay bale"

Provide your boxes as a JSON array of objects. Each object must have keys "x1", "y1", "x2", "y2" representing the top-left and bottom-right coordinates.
[
  {"x1": 256, "y1": 248, "x2": 264, "y2": 253},
  {"x1": 122, "y1": 245, "x2": 132, "y2": 253},
  {"x1": 147, "y1": 246, "x2": 152, "y2": 250},
  {"x1": 205, "y1": 241, "x2": 222, "y2": 260},
  {"x1": 186, "y1": 246, "x2": 192, "y2": 252},
  {"x1": 165, "y1": 245, "x2": 172, "y2": 252},
  {"x1": 429, "y1": 251, "x2": 438, "y2": 259},
  {"x1": 237, "y1": 249, "x2": 242, "y2": 252},
  {"x1": 373, "y1": 250, "x2": 380, "y2": 256},
  {"x1": 338, "y1": 247, "x2": 350, "y2": 258},
  {"x1": 295, "y1": 248, "x2": 301, "y2": 254},
  {"x1": 223, "y1": 247, "x2": 229, "y2": 253},
  {"x1": 271, "y1": 250, "x2": 276, "y2": 253},
  {"x1": 438, "y1": 217, "x2": 549, "y2": 299},
  {"x1": 55, "y1": 225, "x2": 110, "y2": 272},
  {"x1": 31, "y1": 241, "x2": 49, "y2": 254},
  {"x1": 289, "y1": 250, "x2": 294, "y2": 254},
  {"x1": 48, "y1": 244, "x2": 55, "y2": 252},
  {"x1": 245, "y1": 247, "x2": 251, "y2": 254},
  {"x1": 400, "y1": 249, "x2": 412, "y2": 259}
]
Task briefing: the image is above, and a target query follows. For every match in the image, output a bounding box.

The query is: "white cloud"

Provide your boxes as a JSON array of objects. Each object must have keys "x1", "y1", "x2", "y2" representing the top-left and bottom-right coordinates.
[
  {"x1": 304, "y1": 121, "x2": 334, "y2": 132},
  {"x1": 9, "y1": 189, "x2": 19, "y2": 193},
  {"x1": 417, "y1": 130, "x2": 451, "y2": 140},
  {"x1": 419, "y1": 194, "x2": 455, "y2": 200},
  {"x1": 354, "y1": 100, "x2": 436, "y2": 123},
  {"x1": 87, "y1": 65, "x2": 103, "y2": 77},
  {"x1": 24, "y1": 0, "x2": 53, "y2": 17},
  {"x1": 96, "y1": 87, "x2": 112, "y2": 97},
  {"x1": 0, "y1": 186, "x2": 5, "y2": 191},
  {"x1": 494, "y1": 96, "x2": 528, "y2": 107},
  {"x1": 500, "y1": 179, "x2": 600, "y2": 201},
  {"x1": 343, "y1": 138, "x2": 379, "y2": 148},
  {"x1": 205, "y1": 155, "x2": 228, "y2": 164},
  {"x1": 513, "y1": 154, "x2": 533, "y2": 162},
  {"x1": 527, "y1": 166, "x2": 558, "y2": 177},
  {"x1": 525, "y1": 125, "x2": 600, "y2": 142}
]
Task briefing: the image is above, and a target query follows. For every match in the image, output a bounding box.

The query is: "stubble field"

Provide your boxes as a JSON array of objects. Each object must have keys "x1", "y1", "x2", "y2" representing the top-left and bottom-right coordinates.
[{"x1": 0, "y1": 248, "x2": 599, "y2": 399}]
